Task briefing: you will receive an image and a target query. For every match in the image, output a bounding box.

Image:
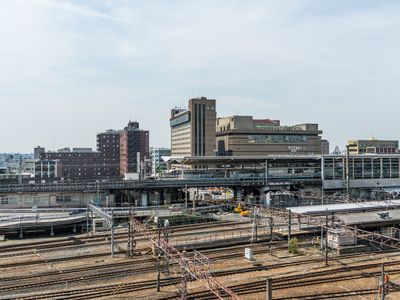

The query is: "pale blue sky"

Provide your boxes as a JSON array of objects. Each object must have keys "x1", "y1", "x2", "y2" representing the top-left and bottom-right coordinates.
[{"x1": 1, "y1": 0, "x2": 399, "y2": 152}]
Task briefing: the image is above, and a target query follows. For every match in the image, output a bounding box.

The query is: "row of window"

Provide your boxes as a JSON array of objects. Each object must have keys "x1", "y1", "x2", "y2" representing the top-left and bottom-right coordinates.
[
  {"x1": 56, "y1": 195, "x2": 72, "y2": 203},
  {"x1": 248, "y1": 135, "x2": 308, "y2": 144},
  {"x1": 324, "y1": 158, "x2": 400, "y2": 179},
  {"x1": 0, "y1": 197, "x2": 17, "y2": 205}
]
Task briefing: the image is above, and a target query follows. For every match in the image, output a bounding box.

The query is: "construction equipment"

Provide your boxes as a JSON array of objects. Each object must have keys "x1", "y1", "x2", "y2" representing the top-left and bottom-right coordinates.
[{"x1": 234, "y1": 203, "x2": 250, "y2": 217}]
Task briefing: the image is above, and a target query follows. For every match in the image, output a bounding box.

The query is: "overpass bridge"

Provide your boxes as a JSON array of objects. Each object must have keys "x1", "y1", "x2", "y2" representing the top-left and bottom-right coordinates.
[
  {"x1": 0, "y1": 176, "x2": 321, "y2": 194},
  {"x1": 0, "y1": 176, "x2": 321, "y2": 209}
]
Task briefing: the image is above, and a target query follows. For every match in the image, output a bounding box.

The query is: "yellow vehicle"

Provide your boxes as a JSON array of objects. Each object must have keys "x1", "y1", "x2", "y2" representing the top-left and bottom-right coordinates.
[{"x1": 234, "y1": 204, "x2": 250, "y2": 217}]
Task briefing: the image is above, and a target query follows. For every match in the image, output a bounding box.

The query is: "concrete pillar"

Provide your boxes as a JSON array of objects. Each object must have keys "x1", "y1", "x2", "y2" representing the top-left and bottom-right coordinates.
[
  {"x1": 164, "y1": 190, "x2": 172, "y2": 205},
  {"x1": 73, "y1": 223, "x2": 77, "y2": 233},
  {"x1": 159, "y1": 189, "x2": 165, "y2": 205},
  {"x1": 234, "y1": 188, "x2": 243, "y2": 201},
  {"x1": 19, "y1": 217, "x2": 23, "y2": 239},
  {"x1": 50, "y1": 224, "x2": 54, "y2": 237},
  {"x1": 108, "y1": 193, "x2": 115, "y2": 207},
  {"x1": 258, "y1": 187, "x2": 269, "y2": 205},
  {"x1": 266, "y1": 278, "x2": 273, "y2": 300},
  {"x1": 141, "y1": 193, "x2": 148, "y2": 207}
]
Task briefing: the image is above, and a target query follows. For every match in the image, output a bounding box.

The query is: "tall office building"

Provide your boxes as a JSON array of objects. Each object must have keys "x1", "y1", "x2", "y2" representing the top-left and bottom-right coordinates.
[
  {"x1": 170, "y1": 97, "x2": 216, "y2": 157},
  {"x1": 216, "y1": 116, "x2": 323, "y2": 156},
  {"x1": 119, "y1": 121, "x2": 150, "y2": 176},
  {"x1": 96, "y1": 130, "x2": 121, "y2": 178}
]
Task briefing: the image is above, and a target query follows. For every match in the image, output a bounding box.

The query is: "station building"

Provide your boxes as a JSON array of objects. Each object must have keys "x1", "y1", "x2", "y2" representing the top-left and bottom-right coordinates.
[
  {"x1": 216, "y1": 116, "x2": 323, "y2": 156},
  {"x1": 167, "y1": 153, "x2": 400, "y2": 193}
]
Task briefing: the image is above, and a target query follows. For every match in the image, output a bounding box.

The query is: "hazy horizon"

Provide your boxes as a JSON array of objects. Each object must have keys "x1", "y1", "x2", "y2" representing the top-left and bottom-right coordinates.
[{"x1": 1, "y1": 0, "x2": 400, "y2": 153}]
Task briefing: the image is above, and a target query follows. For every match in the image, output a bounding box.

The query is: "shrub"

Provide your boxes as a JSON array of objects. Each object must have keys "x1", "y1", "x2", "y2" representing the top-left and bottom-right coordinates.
[{"x1": 289, "y1": 237, "x2": 298, "y2": 254}]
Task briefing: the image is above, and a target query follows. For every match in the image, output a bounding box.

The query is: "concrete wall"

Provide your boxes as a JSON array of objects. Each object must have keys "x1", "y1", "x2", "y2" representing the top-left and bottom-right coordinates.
[
  {"x1": 0, "y1": 192, "x2": 113, "y2": 209},
  {"x1": 323, "y1": 178, "x2": 400, "y2": 190}
]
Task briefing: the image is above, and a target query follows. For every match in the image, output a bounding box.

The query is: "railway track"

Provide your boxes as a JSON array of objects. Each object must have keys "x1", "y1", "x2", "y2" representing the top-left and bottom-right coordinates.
[
  {"x1": 0, "y1": 240, "x2": 292, "y2": 289},
  {"x1": 3, "y1": 244, "x2": 400, "y2": 298},
  {"x1": 160, "y1": 264, "x2": 400, "y2": 300},
  {"x1": 10, "y1": 259, "x2": 400, "y2": 300},
  {"x1": 4, "y1": 219, "x2": 400, "y2": 300},
  {"x1": 0, "y1": 221, "x2": 252, "y2": 258},
  {"x1": 2, "y1": 236, "x2": 398, "y2": 293}
]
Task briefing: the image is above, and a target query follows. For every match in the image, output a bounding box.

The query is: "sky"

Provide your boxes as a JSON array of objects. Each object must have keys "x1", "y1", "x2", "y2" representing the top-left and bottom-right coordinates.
[{"x1": 0, "y1": 0, "x2": 400, "y2": 153}]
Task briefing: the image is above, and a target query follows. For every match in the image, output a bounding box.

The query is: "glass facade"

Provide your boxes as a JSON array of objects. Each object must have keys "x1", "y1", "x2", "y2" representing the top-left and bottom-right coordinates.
[{"x1": 324, "y1": 156, "x2": 400, "y2": 180}]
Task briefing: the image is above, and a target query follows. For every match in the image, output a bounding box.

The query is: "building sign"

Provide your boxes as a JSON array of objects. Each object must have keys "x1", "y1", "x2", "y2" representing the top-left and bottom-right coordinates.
[
  {"x1": 170, "y1": 112, "x2": 190, "y2": 127},
  {"x1": 288, "y1": 146, "x2": 306, "y2": 153}
]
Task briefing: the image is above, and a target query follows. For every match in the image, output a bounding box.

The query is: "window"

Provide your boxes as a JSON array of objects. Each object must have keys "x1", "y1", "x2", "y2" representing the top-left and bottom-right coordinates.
[{"x1": 56, "y1": 195, "x2": 72, "y2": 203}]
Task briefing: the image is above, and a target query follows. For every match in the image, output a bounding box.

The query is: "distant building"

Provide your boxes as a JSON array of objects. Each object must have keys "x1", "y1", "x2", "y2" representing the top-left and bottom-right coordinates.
[
  {"x1": 332, "y1": 146, "x2": 341, "y2": 155},
  {"x1": 34, "y1": 146, "x2": 45, "y2": 159},
  {"x1": 348, "y1": 138, "x2": 399, "y2": 155},
  {"x1": 321, "y1": 139, "x2": 330, "y2": 155},
  {"x1": 40, "y1": 147, "x2": 101, "y2": 180},
  {"x1": 170, "y1": 97, "x2": 217, "y2": 157},
  {"x1": 97, "y1": 130, "x2": 121, "y2": 178},
  {"x1": 34, "y1": 160, "x2": 61, "y2": 179},
  {"x1": 21, "y1": 159, "x2": 36, "y2": 175},
  {"x1": 151, "y1": 148, "x2": 171, "y2": 174},
  {"x1": 119, "y1": 121, "x2": 150, "y2": 177},
  {"x1": 216, "y1": 115, "x2": 323, "y2": 156}
]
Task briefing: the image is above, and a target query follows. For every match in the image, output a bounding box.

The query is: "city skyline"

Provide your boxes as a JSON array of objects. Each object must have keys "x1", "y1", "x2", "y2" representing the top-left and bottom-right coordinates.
[{"x1": 1, "y1": 0, "x2": 400, "y2": 152}]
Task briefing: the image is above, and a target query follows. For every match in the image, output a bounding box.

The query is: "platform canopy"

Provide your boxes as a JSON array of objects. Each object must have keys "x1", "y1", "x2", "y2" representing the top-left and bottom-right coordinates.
[{"x1": 288, "y1": 200, "x2": 400, "y2": 215}]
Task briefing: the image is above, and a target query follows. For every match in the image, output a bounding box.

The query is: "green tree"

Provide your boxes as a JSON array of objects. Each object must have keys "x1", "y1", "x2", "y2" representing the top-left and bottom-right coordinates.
[{"x1": 289, "y1": 237, "x2": 298, "y2": 254}]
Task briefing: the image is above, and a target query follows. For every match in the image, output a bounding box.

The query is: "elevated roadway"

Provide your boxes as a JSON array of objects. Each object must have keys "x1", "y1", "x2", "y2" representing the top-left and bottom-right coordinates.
[{"x1": 0, "y1": 177, "x2": 321, "y2": 194}]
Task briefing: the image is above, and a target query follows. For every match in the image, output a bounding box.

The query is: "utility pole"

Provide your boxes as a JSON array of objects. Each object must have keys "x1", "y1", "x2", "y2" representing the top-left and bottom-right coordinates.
[
  {"x1": 320, "y1": 219, "x2": 324, "y2": 251},
  {"x1": 86, "y1": 206, "x2": 89, "y2": 235},
  {"x1": 184, "y1": 184, "x2": 188, "y2": 213},
  {"x1": 127, "y1": 208, "x2": 137, "y2": 257},
  {"x1": 346, "y1": 145, "x2": 350, "y2": 197},
  {"x1": 380, "y1": 263, "x2": 386, "y2": 300},
  {"x1": 192, "y1": 191, "x2": 196, "y2": 215},
  {"x1": 163, "y1": 220, "x2": 170, "y2": 277},
  {"x1": 157, "y1": 222, "x2": 161, "y2": 292},
  {"x1": 251, "y1": 207, "x2": 258, "y2": 243},
  {"x1": 127, "y1": 214, "x2": 132, "y2": 257},
  {"x1": 325, "y1": 215, "x2": 328, "y2": 266},
  {"x1": 288, "y1": 209, "x2": 292, "y2": 251},
  {"x1": 269, "y1": 217, "x2": 274, "y2": 254},
  {"x1": 111, "y1": 209, "x2": 114, "y2": 258}
]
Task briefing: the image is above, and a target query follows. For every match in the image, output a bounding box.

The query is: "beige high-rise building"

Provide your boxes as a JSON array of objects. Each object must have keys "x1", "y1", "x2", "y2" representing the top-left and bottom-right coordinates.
[
  {"x1": 170, "y1": 97, "x2": 216, "y2": 157},
  {"x1": 348, "y1": 138, "x2": 399, "y2": 154}
]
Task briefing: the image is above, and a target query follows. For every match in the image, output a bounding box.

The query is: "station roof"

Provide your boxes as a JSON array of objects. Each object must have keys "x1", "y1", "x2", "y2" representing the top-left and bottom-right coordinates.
[
  {"x1": 337, "y1": 210, "x2": 400, "y2": 226},
  {"x1": 166, "y1": 154, "x2": 400, "y2": 165},
  {"x1": 288, "y1": 200, "x2": 400, "y2": 215},
  {"x1": 177, "y1": 155, "x2": 322, "y2": 164}
]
